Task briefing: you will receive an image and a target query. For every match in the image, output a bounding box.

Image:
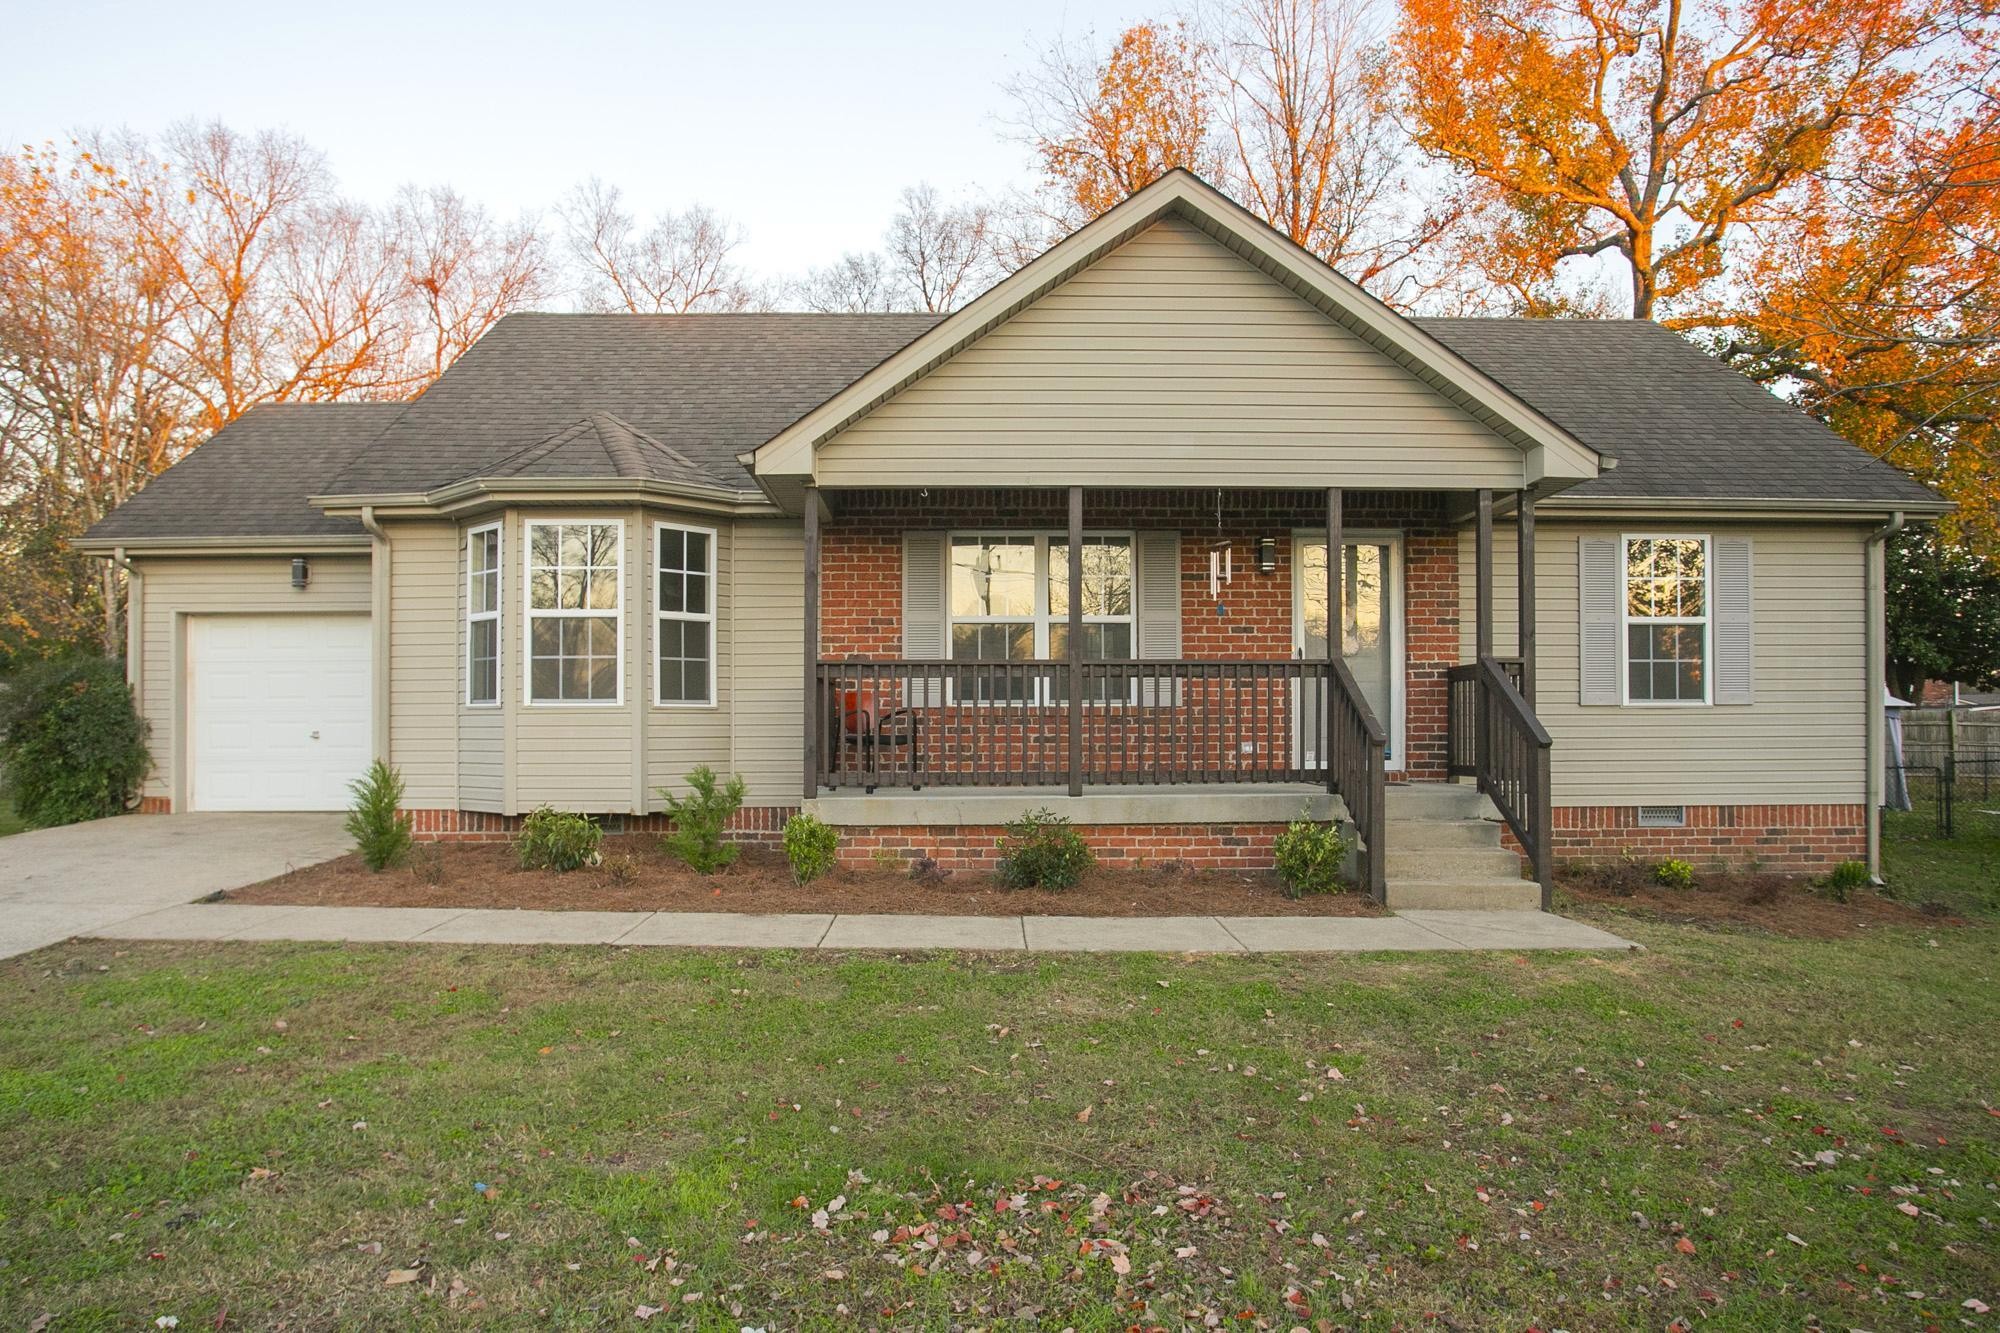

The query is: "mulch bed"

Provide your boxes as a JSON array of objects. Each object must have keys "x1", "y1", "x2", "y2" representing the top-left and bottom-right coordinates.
[
  {"x1": 1559, "y1": 863, "x2": 1959, "y2": 938},
  {"x1": 225, "y1": 836, "x2": 1386, "y2": 918}
]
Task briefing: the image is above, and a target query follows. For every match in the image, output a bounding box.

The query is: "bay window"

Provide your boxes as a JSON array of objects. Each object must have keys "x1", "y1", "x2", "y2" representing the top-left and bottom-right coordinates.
[
  {"x1": 525, "y1": 519, "x2": 622, "y2": 704},
  {"x1": 465, "y1": 523, "x2": 500, "y2": 705}
]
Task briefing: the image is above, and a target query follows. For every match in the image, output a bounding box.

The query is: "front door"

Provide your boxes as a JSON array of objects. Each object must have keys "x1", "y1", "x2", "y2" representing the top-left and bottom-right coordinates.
[{"x1": 1294, "y1": 535, "x2": 1404, "y2": 770}]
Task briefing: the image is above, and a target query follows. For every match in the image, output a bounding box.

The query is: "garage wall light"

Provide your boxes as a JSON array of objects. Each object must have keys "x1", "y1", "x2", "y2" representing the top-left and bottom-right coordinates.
[{"x1": 291, "y1": 556, "x2": 310, "y2": 590}]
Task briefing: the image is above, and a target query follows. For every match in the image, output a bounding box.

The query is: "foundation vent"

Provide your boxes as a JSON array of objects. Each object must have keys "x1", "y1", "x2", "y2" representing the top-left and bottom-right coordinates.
[{"x1": 1636, "y1": 805, "x2": 1686, "y2": 828}]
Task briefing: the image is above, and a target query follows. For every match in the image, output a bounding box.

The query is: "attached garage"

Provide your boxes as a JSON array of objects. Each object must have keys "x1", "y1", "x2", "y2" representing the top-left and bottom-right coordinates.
[{"x1": 186, "y1": 613, "x2": 372, "y2": 811}]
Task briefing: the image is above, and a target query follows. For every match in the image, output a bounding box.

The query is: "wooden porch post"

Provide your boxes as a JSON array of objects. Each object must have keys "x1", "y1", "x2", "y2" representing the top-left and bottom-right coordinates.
[
  {"x1": 1326, "y1": 486, "x2": 1342, "y2": 796},
  {"x1": 1067, "y1": 485, "x2": 1084, "y2": 797},
  {"x1": 1474, "y1": 488, "x2": 1493, "y2": 787},
  {"x1": 802, "y1": 485, "x2": 820, "y2": 803},
  {"x1": 1516, "y1": 488, "x2": 1536, "y2": 705}
]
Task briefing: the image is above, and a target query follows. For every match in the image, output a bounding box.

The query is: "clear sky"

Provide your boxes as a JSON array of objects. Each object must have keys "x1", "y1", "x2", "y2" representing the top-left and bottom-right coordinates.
[{"x1": 0, "y1": 0, "x2": 1145, "y2": 279}]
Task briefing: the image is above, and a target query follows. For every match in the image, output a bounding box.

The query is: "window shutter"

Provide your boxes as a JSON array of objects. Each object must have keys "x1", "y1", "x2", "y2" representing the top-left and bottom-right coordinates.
[
  {"x1": 902, "y1": 531, "x2": 947, "y2": 705},
  {"x1": 1578, "y1": 536, "x2": 1621, "y2": 705},
  {"x1": 1136, "y1": 531, "x2": 1181, "y2": 659},
  {"x1": 1713, "y1": 537, "x2": 1753, "y2": 705}
]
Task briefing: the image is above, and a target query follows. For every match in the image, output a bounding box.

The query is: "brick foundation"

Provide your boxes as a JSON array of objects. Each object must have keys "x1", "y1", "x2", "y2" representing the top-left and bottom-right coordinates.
[
  {"x1": 836, "y1": 821, "x2": 1289, "y2": 872},
  {"x1": 136, "y1": 796, "x2": 173, "y2": 814},
  {"x1": 1547, "y1": 803, "x2": 1867, "y2": 874},
  {"x1": 403, "y1": 806, "x2": 796, "y2": 845}
]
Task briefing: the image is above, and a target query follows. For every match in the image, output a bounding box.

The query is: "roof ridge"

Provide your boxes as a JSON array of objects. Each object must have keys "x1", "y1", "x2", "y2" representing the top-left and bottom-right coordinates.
[{"x1": 583, "y1": 410, "x2": 705, "y2": 480}]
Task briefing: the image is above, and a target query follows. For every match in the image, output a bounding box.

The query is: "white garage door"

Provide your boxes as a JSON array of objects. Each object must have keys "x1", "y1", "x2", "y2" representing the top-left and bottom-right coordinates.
[{"x1": 188, "y1": 614, "x2": 373, "y2": 811}]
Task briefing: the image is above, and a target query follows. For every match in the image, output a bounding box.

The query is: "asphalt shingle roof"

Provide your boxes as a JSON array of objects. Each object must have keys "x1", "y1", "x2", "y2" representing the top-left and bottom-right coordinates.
[
  {"x1": 83, "y1": 403, "x2": 401, "y2": 542},
  {"x1": 87, "y1": 311, "x2": 1941, "y2": 545},
  {"x1": 1414, "y1": 317, "x2": 1941, "y2": 506},
  {"x1": 323, "y1": 313, "x2": 946, "y2": 497}
]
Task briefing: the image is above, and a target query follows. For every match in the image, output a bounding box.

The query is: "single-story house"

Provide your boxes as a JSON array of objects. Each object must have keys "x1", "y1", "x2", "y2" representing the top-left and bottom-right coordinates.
[{"x1": 78, "y1": 171, "x2": 1946, "y2": 907}]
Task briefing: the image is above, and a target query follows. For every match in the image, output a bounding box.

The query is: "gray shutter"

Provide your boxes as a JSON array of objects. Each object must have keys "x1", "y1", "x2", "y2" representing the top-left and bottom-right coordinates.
[
  {"x1": 1578, "y1": 536, "x2": 1621, "y2": 705},
  {"x1": 1136, "y1": 531, "x2": 1181, "y2": 659},
  {"x1": 902, "y1": 531, "x2": 947, "y2": 704},
  {"x1": 1135, "y1": 531, "x2": 1181, "y2": 705},
  {"x1": 1713, "y1": 537, "x2": 1753, "y2": 705}
]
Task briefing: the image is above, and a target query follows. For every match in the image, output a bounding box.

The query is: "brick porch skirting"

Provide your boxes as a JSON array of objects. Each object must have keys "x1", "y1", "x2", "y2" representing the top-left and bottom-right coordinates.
[
  {"x1": 404, "y1": 807, "x2": 795, "y2": 845},
  {"x1": 837, "y1": 823, "x2": 1286, "y2": 873},
  {"x1": 1542, "y1": 803, "x2": 1866, "y2": 874}
]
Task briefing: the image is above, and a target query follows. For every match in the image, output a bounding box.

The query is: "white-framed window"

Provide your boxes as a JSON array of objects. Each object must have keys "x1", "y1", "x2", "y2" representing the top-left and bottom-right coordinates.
[
  {"x1": 947, "y1": 532, "x2": 1133, "y2": 702},
  {"x1": 524, "y1": 519, "x2": 623, "y2": 705},
  {"x1": 655, "y1": 521, "x2": 716, "y2": 707},
  {"x1": 1623, "y1": 534, "x2": 1709, "y2": 705},
  {"x1": 465, "y1": 523, "x2": 501, "y2": 706}
]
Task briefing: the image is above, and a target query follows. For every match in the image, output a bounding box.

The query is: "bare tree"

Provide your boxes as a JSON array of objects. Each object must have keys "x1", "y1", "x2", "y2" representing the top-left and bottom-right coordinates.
[
  {"x1": 886, "y1": 183, "x2": 1004, "y2": 311},
  {"x1": 388, "y1": 185, "x2": 549, "y2": 382},
  {"x1": 558, "y1": 179, "x2": 754, "y2": 313},
  {"x1": 789, "y1": 252, "x2": 902, "y2": 313}
]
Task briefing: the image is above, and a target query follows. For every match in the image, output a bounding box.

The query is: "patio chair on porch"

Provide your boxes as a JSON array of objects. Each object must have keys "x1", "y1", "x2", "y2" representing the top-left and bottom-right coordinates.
[{"x1": 834, "y1": 685, "x2": 923, "y2": 793}]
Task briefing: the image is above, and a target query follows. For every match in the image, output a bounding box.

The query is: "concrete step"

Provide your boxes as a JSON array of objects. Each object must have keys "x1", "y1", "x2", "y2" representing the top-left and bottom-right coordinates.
[
  {"x1": 1386, "y1": 877, "x2": 1543, "y2": 911},
  {"x1": 1383, "y1": 817, "x2": 1504, "y2": 849},
  {"x1": 1384, "y1": 846, "x2": 1523, "y2": 879},
  {"x1": 1385, "y1": 782, "x2": 1492, "y2": 820}
]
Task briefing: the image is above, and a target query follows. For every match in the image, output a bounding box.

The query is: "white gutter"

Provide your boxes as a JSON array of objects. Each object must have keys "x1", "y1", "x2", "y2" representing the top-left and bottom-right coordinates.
[
  {"x1": 359, "y1": 506, "x2": 393, "y2": 765},
  {"x1": 1864, "y1": 510, "x2": 1905, "y2": 882},
  {"x1": 109, "y1": 546, "x2": 141, "y2": 694}
]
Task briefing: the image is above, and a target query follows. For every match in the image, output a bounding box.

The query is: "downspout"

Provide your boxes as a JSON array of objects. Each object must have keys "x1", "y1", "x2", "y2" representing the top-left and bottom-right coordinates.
[
  {"x1": 1864, "y1": 511, "x2": 1904, "y2": 883},
  {"x1": 360, "y1": 506, "x2": 393, "y2": 765},
  {"x1": 108, "y1": 546, "x2": 142, "y2": 690}
]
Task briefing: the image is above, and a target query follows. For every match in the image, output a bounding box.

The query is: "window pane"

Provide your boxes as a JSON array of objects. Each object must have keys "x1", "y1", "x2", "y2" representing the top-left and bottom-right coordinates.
[
  {"x1": 531, "y1": 524, "x2": 558, "y2": 567},
  {"x1": 952, "y1": 622, "x2": 1034, "y2": 661},
  {"x1": 587, "y1": 615, "x2": 618, "y2": 655},
  {"x1": 585, "y1": 568, "x2": 618, "y2": 610},
  {"x1": 682, "y1": 620, "x2": 709, "y2": 658},
  {"x1": 1627, "y1": 623, "x2": 1705, "y2": 701},
  {"x1": 531, "y1": 657, "x2": 558, "y2": 699},
  {"x1": 1050, "y1": 539, "x2": 1133, "y2": 617},
  {"x1": 529, "y1": 567, "x2": 557, "y2": 610},
  {"x1": 469, "y1": 620, "x2": 498, "y2": 704},
  {"x1": 686, "y1": 531, "x2": 709, "y2": 573},
  {"x1": 684, "y1": 657, "x2": 709, "y2": 700},
  {"x1": 684, "y1": 572, "x2": 708, "y2": 616},
  {"x1": 531, "y1": 617, "x2": 560, "y2": 656},
  {"x1": 588, "y1": 657, "x2": 618, "y2": 699},
  {"x1": 659, "y1": 528, "x2": 684, "y2": 571},
  {"x1": 660, "y1": 659, "x2": 684, "y2": 701},
  {"x1": 951, "y1": 537, "x2": 1035, "y2": 617},
  {"x1": 660, "y1": 569, "x2": 684, "y2": 614},
  {"x1": 1626, "y1": 537, "x2": 1705, "y2": 618}
]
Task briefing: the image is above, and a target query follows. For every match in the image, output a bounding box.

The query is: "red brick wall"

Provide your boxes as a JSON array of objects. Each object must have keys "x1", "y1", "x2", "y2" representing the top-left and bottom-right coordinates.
[
  {"x1": 1546, "y1": 803, "x2": 1867, "y2": 874},
  {"x1": 405, "y1": 806, "x2": 794, "y2": 845},
  {"x1": 838, "y1": 821, "x2": 1289, "y2": 872},
  {"x1": 818, "y1": 488, "x2": 1458, "y2": 781},
  {"x1": 136, "y1": 796, "x2": 173, "y2": 814}
]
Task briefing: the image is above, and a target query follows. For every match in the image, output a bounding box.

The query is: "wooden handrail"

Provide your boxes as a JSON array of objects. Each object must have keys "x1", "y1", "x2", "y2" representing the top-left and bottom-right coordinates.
[
  {"x1": 1467, "y1": 654, "x2": 1553, "y2": 908},
  {"x1": 1326, "y1": 657, "x2": 1388, "y2": 903}
]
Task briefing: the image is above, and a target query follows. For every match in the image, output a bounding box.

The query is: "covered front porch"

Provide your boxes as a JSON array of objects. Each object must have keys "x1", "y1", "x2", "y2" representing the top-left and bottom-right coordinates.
[{"x1": 798, "y1": 484, "x2": 1553, "y2": 899}]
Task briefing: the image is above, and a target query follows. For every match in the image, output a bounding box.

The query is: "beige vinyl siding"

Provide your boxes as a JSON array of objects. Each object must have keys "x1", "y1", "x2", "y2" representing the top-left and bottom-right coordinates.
[
  {"x1": 385, "y1": 520, "x2": 459, "y2": 805},
  {"x1": 131, "y1": 553, "x2": 371, "y2": 805},
  {"x1": 817, "y1": 216, "x2": 1528, "y2": 490},
  {"x1": 1461, "y1": 521, "x2": 1869, "y2": 805},
  {"x1": 644, "y1": 514, "x2": 735, "y2": 809},
  {"x1": 728, "y1": 520, "x2": 806, "y2": 805}
]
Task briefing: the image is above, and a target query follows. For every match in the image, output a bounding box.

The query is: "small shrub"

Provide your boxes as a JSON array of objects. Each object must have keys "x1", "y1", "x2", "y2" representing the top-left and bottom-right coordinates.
[
  {"x1": 869, "y1": 847, "x2": 904, "y2": 871},
  {"x1": 1273, "y1": 813, "x2": 1354, "y2": 897},
  {"x1": 1818, "y1": 859, "x2": 1871, "y2": 902},
  {"x1": 782, "y1": 813, "x2": 839, "y2": 885},
  {"x1": 517, "y1": 807, "x2": 602, "y2": 872},
  {"x1": 345, "y1": 760, "x2": 413, "y2": 871},
  {"x1": 658, "y1": 765, "x2": 747, "y2": 873},
  {"x1": 995, "y1": 808, "x2": 1094, "y2": 891},
  {"x1": 0, "y1": 654, "x2": 151, "y2": 827},
  {"x1": 1652, "y1": 858, "x2": 1696, "y2": 891},
  {"x1": 409, "y1": 842, "x2": 446, "y2": 885},
  {"x1": 602, "y1": 852, "x2": 642, "y2": 885}
]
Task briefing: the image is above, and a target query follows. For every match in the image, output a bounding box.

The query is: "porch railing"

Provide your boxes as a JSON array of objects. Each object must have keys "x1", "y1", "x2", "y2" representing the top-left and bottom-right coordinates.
[
  {"x1": 1447, "y1": 655, "x2": 1552, "y2": 905},
  {"x1": 813, "y1": 659, "x2": 1338, "y2": 790},
  {"x1": 1326, "y1": 658, "x2": 1388, "y2": 902}
]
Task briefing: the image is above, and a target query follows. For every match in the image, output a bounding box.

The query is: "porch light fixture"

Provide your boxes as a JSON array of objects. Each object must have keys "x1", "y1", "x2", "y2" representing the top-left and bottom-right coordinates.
[
  {"x1": 290, "y1": 556, "x2": 310, "y2": 590},
  {"x1": 1256, "y1": 537, "x2": 1277, "y2": 574}
]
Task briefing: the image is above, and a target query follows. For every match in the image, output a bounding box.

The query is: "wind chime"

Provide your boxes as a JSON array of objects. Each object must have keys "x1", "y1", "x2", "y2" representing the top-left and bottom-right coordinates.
[{"x1": 1207, "y1": 487, "x2": 1232, "y2": 609}]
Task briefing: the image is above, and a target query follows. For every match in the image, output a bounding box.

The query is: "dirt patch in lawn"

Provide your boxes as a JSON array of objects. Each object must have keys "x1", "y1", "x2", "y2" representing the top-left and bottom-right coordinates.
[
  {"x1": 225, "y1": 837, "x2": 1386, "y2": 918},
  {"x1": 1559, "y1": 863, "x2": 1958, "y2": 937}
]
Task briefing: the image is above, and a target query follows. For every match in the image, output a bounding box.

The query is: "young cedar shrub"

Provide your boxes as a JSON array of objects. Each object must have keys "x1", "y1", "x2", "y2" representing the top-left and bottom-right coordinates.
[
  {"x1": 0, "y1": 654, "x2": 151, "y2": 828},
  {"x1": 1273, "y1": 813, "x2": 1354, "y2": 897},
  {"x1": 345, "y1": 760, "x2": 413, "y2": 871},
  {"x1": 516, "y1": 807, "x2": 603, "y2": 872},
  {"x1": 659, "y1": 765, "x2": 747, "y2": 874},
  {"x1": 995, "y1": 808, "x2": 1094, "y2": 891},
  {"x1": 782, "y1": 812, "x2": 839, "y2": 885},
  {"x1": 1819, "y1": 858, "x2": 1871, "y2": 902},
  {"x1": 1652, "y1": 858, "x2": 1696, "y2": 891}
]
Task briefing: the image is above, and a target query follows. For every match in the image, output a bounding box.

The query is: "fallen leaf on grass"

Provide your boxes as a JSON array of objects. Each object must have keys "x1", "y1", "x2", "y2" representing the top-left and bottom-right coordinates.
[
  {"x1": 384, "y1": 1269, "x2": 422, "y2": 1286},
  {"x1": 634, "y1": 1305, "x2": 663, "y2": 1321},
  {"x1": 1076, "y1": 1105, "x2": 1092, "y2": 1123},
  {"x1": 1897, "y1": 1202, "x2": 1922, "y2": 1217},
  {"x1": 1675, "y1": 1238, "x2": 1697, "y2": 1255}
]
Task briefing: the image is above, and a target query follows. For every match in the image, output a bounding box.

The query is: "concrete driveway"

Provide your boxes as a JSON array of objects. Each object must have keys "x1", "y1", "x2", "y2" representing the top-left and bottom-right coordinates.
[{"x1": 0, "y1": 813, "x2": 350, "y2": 960}]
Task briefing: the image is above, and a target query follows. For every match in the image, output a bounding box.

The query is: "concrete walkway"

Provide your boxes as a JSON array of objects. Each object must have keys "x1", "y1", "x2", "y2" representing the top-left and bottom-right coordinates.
[
  {"x1": 0, "y1": 813, "x2": 351, "y2": 960},
  {"x1": 83, "y1": 902, "x2": 1637, "y2": 953}
]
